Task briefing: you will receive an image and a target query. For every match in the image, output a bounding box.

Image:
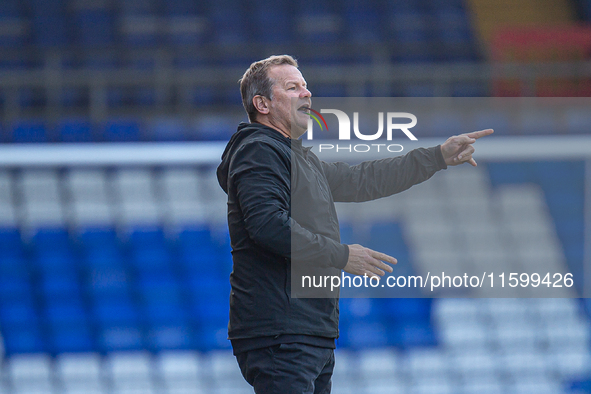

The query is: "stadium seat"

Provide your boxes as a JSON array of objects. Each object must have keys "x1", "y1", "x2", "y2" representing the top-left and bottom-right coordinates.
[
  {"x1": 86, "y1": 267, "x2": 132, "y2": 299},
  {"x1": 137, "y1": 274, "x2": 183, "y2": 304},
  {"x1": 103, "y1": 119, "x2": 142, "y2": 142},
  {"x1": 146, "y1": 117, "x2": 187, "y2": 141},
  {"x1": 39, "y1": 272, "x2": 82, "y2": 300},
  {"x1": 49, "y1": 326, "x2": 94, "y2": 353},
  {"x1": 147, "y1": 325, "x2": 194, "y2": 350},
  {"x1": 73, "y1": 7, "x2": 115, "y2": 47},
  {"x1": 44, "y1": 300, "x2": 89, "y2": 328},
  {"x1": 487, "y1": 162, "x2": 533, "y2": 185},
  {"x1": 0, "y1": 274, "x2": 33, "y2": 302},
  {"x1": 58, "y1": 119, "x2": 94, "y2": 142},
  {"x1": 100, "y1": 326, "x2": 144, "y2": 351},
  {"x1": 0, "y1": 16, "x2": 28, "y2": 48},
  {"x1": 343, "y1": 1, "x2": 383, "y2": 44},
  {"x1": 339, "y1": 321, "x2": 389, "y2": 349},
  {"x1": 29, "y1": 0, "x2": 68, "y2": 47},
  {"x1": 11, "y1": 120, "x2": 48, "y2": 143},
  {"x1": 144, "y1": 302, "x2": 188, "y2": 327},
  {"x1": 93, "y1": 301, "x2": 140, "y2": 327},
  {"x1": 2, "y1": 327, "x2": 45, "y2": 354}
]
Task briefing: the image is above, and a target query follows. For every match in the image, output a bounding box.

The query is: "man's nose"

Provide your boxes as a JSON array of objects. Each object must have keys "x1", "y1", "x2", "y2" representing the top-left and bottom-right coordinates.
[{"x1": 301, "y1": 87, "x2": 312, "y2": 98}]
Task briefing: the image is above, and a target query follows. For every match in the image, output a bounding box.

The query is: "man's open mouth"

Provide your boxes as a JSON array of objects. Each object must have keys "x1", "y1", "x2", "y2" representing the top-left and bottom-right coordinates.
[{"x1": 298, "y1": 105, "x2": 311, "y2": 114}]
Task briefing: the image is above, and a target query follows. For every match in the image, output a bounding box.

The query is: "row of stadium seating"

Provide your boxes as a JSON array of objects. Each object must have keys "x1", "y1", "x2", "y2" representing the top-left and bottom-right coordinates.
[
  {"x1": 0, "y1": 298, "x2": 589, "y2": 394},
  {"x1": 0, "y1": 159, "x2": 585, "y2": 357},
  {"x1": 1, "y1": 107, "x2": 590, "y2": 143},
  {"x1": 0, "y1": 0, "x2": 477, "y2": 63}
]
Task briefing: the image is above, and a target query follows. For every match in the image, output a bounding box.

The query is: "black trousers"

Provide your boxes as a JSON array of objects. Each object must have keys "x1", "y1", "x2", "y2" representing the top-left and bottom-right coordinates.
[{"x1": 235, "y1": 343, "x2": 335, "y2": 394}]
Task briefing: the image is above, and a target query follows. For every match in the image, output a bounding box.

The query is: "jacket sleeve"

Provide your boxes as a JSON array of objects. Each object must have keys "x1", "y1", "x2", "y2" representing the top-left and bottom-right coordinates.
[
  {"x1": 230, "y1": 140, "x2": 349, "y2": 269},
  {"x1": 321, "y1": 145, "x2": 447, "y2": 203}
]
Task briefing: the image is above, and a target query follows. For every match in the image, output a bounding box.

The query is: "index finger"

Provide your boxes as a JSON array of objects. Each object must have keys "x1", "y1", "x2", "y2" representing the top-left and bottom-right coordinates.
[
  {"x1": 369, "y1": 250, "x2": 397, "y2": 266},
  {"x1": 464, "y1": 129, "x2": 494, "y2": 140}
]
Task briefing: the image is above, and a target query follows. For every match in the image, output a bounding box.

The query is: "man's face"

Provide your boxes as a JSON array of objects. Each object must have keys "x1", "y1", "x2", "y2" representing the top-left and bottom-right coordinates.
[{"x1": 266, "y1": 64, "x2": 312, "y2": 138}]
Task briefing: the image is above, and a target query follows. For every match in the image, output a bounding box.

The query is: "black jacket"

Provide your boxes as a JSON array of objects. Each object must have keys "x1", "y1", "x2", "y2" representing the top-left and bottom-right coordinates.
[{"x1": 217, "y1": 122, "x2": 446, "y2": 343}]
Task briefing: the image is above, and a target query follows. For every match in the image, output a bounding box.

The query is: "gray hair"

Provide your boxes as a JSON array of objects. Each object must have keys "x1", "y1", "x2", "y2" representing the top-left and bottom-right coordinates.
[{"x1": 239, "y1": 55, "x2": 298, "y2": 122}]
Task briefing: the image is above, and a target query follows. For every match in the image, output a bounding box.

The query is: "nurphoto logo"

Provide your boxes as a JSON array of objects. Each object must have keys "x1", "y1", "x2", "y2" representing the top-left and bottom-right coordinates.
[{"x1": 306, "y1": 109, "x2": 418, "y2": 153}]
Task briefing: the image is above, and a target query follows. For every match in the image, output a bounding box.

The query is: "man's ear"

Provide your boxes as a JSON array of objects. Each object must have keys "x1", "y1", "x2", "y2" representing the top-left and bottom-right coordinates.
[{"x1": 253, "y1": 95, "x2": 270, "y2": 115}]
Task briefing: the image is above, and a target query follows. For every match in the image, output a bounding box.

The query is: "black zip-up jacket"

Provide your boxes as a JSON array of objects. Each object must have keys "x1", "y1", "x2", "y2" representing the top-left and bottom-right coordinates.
[{"x1": 216, "y1": 122, "x2": 447, "y2": 350}]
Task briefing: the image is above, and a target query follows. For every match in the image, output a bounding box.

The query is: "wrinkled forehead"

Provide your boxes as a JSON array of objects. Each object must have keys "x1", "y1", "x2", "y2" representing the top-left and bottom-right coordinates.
[{"x1": 268, "y1": 64, "x2": 305, "y2": 87}]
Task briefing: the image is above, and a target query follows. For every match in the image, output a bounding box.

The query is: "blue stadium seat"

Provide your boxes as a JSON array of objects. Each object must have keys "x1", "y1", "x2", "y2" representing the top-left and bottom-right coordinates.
[
  {"x1": 163, "y1": 0, "x2": 202, "y2": 15},
  {"x1": 312, "y1": 84, "x2": 348, "y2": 97},
  {"x1": 192, "y1": 116, "x2": 239, "y2": 141},
  {"x1": 339, "y1": 321, "x2": 388, "y2": 349},
  {"x1": 252, "y1": 10, "x2": 292, "y2": 44},
  {"x1": 0, "y1": 0, "x2": 21, "y2": 17},
  {"x1": 186, "y1": 275, "x2": 230, "y2": 302},
  {"x1": 0, "y1": 274, "x2": 33, "y2": 302},
  {"x1": 390, "y1": 321, "x2": 437, "y2": 348},
  {"x1": 193, "y1": 300, "x2": 231, "y2": 350},
  {"x1": 130, "y1": 246, "x2": 172, "y2": 272},
  {"x1": 166, "y1": 15, "x2": 209, "y2": 46},
  {"x1": 79, "y1": 227, "x2": 120, "y2": 249},
  {"x1": 343, "y1": 1, "x2": 383, "y2": 44},
  {"x1": 339, "y1": 223, "x2": 354, "y2": 245},
  {"x1": 383, "y1": 298, "x2": 433, "y2": 325},
  {"x1": 0, "y1": 17, "x2": 28, "y2": 48},
  {"x1": 0, "y1": 302, "x2": 39, "y2": 327},
  {"x1": 403, "y1": 84, "x2": 436, "y2": 97},
  {"x1": 33, "y1": 228, "x2": 71, "y2": 249},
  {"x1": 209, "y1": 7, "x2": 251, "y2": 45},
  {"x1": 144, "y1": 302, "x2": 188, "y2": 326},
  {"x1": 11, "y1": 120, "x2": 48, "y2": 143},
  {"x1": 177, "y1": 227, "x2": 219, "y2": 273},
  {"x1": 2, "y1": 327, "x2": 45, "y2": 354},
  {"x1": 422, "y1": 112, "x2": 465, "y2": 136},
  {"x1": 44, "y1": 301, "x2": 89, "y2": 328},
  {"x1": 191, "y1": 300, "x2": 229, "y2": 326},
  {"x1": 40, "y1": 273, "x2": 82, "y2": 300},
  {"x1": 146, "y1": 118, "x2": 187, "y2": 141},
  {"x1": 0, "y1": 227, "x2": 22, "y2": 250},
  {"x1": 339, "y1": 298, "x2": 382, "y2": 325},
  {"x1": 129, "y1": 227, "x2": 167, "y2": 247},
  {"x1": 93, "y1": 301, "x2": 140, "y2": 327},
  {"x1": 384, "y1": 0, "x2": 429, "y2": 13},
  {"x1": 137, "y1": 274, "x2": 183, "y2": 304},
  {"x1": 100, "y1": 326, "x2": 144, "y2": 351},
  {"x1": 30, "y1": 0, "x2": 68, "y2": 47},
  {"x1": 0, "y1": 251, "x2": 27, "y2": 276},
  {"x1": 452, "y1": 82, "x2": 487, "y2": 97},
  {"x1": 368, "y1": 222, "x2": 406, "y2": 252},
  {"x1": 120, "y1": 0, "x2": 156, "y2": 15},
  {"x1": 33, "y1": 250, "x2": 77, "y2": 273},
  {"x1": 147, "y1": 325, "x2": 193, "y2": 350},
  {"x1": 486, "y1": 162, "x2": 533, "y2": 185},
  {"x1": 103, "y1": 119, "x2": 142, "y2": 142},
  {"x1": 86, "y1": 268, "x2": 131, "y2": 298},
  {"x1": 195, "y1": 324, "x2": 231, "y2": 351},
  {"x1": 82, "y1": 247, "x2": 126, "y2": 269},
  {"x1": 50, "y1": 327, "x2": 94, "y2": 352},
  {"x1": 73, "y1": 8, "x2": 115, "y2": 47},
  {"x1": 18, "y1": 88, "x2": 47, "y2": 109},
  {"x1": 58, "y1": 119, "x2": 94, "y2": 142}
]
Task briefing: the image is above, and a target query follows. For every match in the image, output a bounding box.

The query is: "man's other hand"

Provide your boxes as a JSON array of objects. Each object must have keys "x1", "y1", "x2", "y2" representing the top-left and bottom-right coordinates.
[
  {"x1": 343, "y1": 244, "x2": 396, "y2": 279},
  {"x1": 441, "y1": 129, "x2": 494, "y2": 167}
]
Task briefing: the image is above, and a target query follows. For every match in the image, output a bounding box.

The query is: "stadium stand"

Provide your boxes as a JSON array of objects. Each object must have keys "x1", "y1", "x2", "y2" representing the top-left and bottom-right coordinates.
[
  {"x1": 0, "y1": 156, "x2": 587, "y2": 393},
  {"x1": 0, "y1": 0, "x2": 589, "y2": 393}
]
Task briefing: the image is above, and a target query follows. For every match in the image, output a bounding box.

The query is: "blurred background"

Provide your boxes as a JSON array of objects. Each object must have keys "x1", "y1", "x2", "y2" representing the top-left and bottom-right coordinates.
[{"x1": 0, "y1": 0, "x2": 590, "y2": 393}]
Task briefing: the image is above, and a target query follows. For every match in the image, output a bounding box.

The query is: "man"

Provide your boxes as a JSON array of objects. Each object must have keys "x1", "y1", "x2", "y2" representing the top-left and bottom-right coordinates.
[{"x1": 216, "y1": 55, "x2": 492, "y2": 394}]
